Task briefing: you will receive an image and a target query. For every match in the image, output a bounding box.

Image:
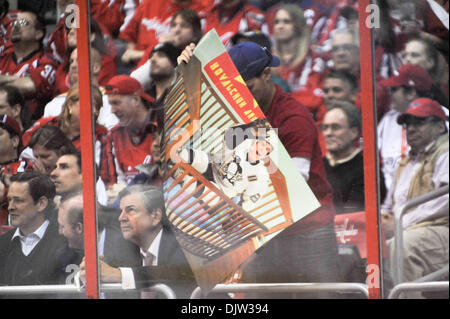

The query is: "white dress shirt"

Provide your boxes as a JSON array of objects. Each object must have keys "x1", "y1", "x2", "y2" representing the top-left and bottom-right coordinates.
[
  {"x1": 11, "y1": 219, "x2": 50, "y2": 256},
  {"x1": 119, "y1": 229, "x2": 163, "y2": 289}
]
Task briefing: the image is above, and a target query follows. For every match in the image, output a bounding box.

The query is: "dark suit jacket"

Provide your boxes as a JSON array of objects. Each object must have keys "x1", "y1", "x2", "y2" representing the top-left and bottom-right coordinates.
[
  {"x1": 131, "y1": 227, "x2": 197, "y2": 299},
  {"x1": 103, "y1": 224, "x2": 141, "y2": 268},
  {"x1": 0, "y1": 218, "x2": 79, "y2": 298}
]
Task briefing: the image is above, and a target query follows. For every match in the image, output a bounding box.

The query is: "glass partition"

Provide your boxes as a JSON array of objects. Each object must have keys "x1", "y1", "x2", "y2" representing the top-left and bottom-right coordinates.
[{"x1": 0, "y1": 0, "x2": 447, "y2": 301}]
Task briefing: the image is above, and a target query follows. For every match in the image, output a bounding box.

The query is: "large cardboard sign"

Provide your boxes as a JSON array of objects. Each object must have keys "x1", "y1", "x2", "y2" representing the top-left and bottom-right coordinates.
[{"x1": 162, "y1": 30, "x2": 320, "y2": 290}]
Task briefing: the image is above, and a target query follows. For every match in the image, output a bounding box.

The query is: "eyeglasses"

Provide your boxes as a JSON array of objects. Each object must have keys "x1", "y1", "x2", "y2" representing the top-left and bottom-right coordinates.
[
  {"x1": 320, "y1": 123, "x2": 348, "y2": 132},
  {"x1": 331, "y1": 44, "x2": 357, "y2": 53},
  {"x1": 10, "y1": 18, "x2": 33, "y2": 28}
]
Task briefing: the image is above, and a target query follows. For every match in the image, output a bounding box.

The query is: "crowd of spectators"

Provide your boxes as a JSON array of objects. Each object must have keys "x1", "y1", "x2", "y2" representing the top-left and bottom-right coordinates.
[{"x1": 0, "y1": 0, "x2": 448, "y2": 299}]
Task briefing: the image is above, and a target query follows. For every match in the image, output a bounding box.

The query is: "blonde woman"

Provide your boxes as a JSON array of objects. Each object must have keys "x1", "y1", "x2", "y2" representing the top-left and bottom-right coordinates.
[
  {"x1": 23, "y1": 84, "x2": 107, "y2": 165},
  {"x1": 271, "y1": 4, "x2": 324, "y2": 92}
]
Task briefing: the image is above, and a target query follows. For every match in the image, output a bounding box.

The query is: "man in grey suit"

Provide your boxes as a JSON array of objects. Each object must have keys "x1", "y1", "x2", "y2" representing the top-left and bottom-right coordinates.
[{"x1": 79, "y1": 185, "x2": 197, "y2": 299}]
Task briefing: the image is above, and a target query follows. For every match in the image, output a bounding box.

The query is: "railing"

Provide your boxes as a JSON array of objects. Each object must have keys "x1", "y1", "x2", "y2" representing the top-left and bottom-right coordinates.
[
  {"x1": 388, "y1": 281, "x2": 449, "y2": 299},
  {"x1": 392, "y1": 185, "x2": 449, "y2": 285},
  {"x1": 0, "y1": 283, "x2": 177, "y2": 299},
  {"x1": 190, "y1": 283, "x2": 369, "y2": 299}
]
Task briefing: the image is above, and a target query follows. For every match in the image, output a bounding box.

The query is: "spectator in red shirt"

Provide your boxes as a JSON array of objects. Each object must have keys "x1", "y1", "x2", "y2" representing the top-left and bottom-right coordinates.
[
  {"x1": 0, "y1": 11, "x2": 58, "y2": 120},
  {"x1": 203, "y1": 0, "x2": 267, "y2": 48},
  {"x1": 100, "y1": 75, "x2": 157, "y2": 188},
  {"x1": 52, "y1": 18, "x2": 117, "y2": 97},
  {"x1": 179, "y1": 41, "x2": 340, "y2": 297},
  {"x1": 119, "y1": 0, "x2": 212, "y2": 67}
]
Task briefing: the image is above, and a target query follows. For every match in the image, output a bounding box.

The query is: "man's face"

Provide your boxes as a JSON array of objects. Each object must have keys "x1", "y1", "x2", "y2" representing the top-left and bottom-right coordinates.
[
  {"x1": 0, "y1": 127, "x2": 18, "y2": 158},
  {"x1": 58, "y1": 203, "x2": 83, "y2": 249},
  {"x1": 10, "y1": 12, "x2": 41, "y2": 44},
  {"x1": 149, "y1": 51, "x2": 174, "y2": 80},
  {"x1": 389, "y1": 86, "x2": 412, "y2": 112},
  {"x1": 68, "y1": 49, "x2": 78, "y2": 85},
  {"x1": 170, "y1": 15, "x2": 195, "y2": 48},
  {"x1": 7, "y1": 182, "x2": 41, "y2": 230},
  {"x1": 404, "y1": 116, "x2": 443, "y2": 153},
  {"x1": 108, "y1": 94, "x2": 139, "y2": 127},
  {"x1": 51, "y1": 154, "x2": 82, "y2": 196},
  {"x1": 248, "y1": 140, "x2": 272, "y2": 163},
  {"x1": 273, "y1": 9, "x2": 295, "y2": 41},
  {"x1": 401, "y1": 41, "x2": 434, "y2": 72},
  {"x1": 331, "y1": 33, "x2": 360, "y2": 73},
  {"x1": 322, "y1": 108, "x2": 358, "y2": 155},
  {"x1": 32, "y1": 144, "x2": 60, "y2": 174},
  {"x1": 323, "y1": 78, "x2": 355, "y2": 107},
  {"x1": 245, "y1": 71, "x2": 272, "y2": 110},
  {"x1": 67, "y1": 27, "x2": 77, "y2": 49},
  {"x1": 119, "y1": 193, "x2": 155, "y2": 245},
  {"x1": 151, "y1": 131, "x2": 161, "y2": 162},
  {"x1": 0, "y1": 91, "x2": 19, "y2": 120}
]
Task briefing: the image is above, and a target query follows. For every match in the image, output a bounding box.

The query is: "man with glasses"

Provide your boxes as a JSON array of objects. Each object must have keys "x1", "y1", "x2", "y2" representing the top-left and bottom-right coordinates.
[
  {"x1": 0, "y1": 11, "x2": 58, "y2": 120},
  {"x1": 328, "y1": 27, "x2": 389, "y2": 120},
  {"x1": 381, "y1": 98, "x2": 448, "y2": 298},
  {"x1": 321, "y1": 102, "x2": 385, "y2": 214}
]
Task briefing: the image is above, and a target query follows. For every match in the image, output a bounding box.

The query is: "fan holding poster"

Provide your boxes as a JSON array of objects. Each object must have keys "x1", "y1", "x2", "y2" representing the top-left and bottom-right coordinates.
[{"x1": 163, "y1": 30, "x2": 339, "y2": 295}]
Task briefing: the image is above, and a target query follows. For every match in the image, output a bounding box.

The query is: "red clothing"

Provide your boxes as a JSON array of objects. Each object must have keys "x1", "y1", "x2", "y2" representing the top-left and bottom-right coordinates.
[
  {"x1": 22, "y1": 116, "x2": 108, "y2": 155},
  {"x1": 0, "y1": 49, "x2": 59, "y2": 118},
  {"x1": 100, "y1": 125, "x2": 154, "y2": 187},
  {"x1": 46, "y1": 15, "x2": 68, "y2": 64},
  {"x1": 266, "y1": 85, "x2": 335, "y2": 234},
  {"x1": 119, "y1": 0, "x2": 213, "y2": 51},
  {"x1": 0, "y1": 159, "x2": 34, "y2": 225},
  {"x1": 53, "y1": 54, "x2": 117, "y2": 96},
  {"x1": 22, "y1": 116, "x2": 59, "y2": 147},
  {"x1": 204, "y1": 3, "x2": 266, "y2": 47},
  {"x1": 91, "y1": 0, "x2": 127, "y2": 36},
  {"x1": 0, "y1": 10, "x2": 22, "y2": 55}
]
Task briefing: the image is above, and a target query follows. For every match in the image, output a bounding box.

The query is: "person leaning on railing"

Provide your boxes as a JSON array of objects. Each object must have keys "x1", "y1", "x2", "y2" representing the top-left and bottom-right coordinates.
[{"x1": 381, "y1": 98, "x2": 449, "y2": 299}]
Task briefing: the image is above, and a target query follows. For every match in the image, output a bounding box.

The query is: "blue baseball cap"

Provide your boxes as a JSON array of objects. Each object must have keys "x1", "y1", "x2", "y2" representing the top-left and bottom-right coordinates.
[{"x1": 229, "y1": 42, "x2": 280, "y2": 81}]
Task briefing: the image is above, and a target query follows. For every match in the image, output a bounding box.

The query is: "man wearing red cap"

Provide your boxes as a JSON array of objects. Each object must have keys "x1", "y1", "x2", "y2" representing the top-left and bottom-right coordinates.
[
  {"x1": 0, "y1": 114, "x2": 33, "y2": 225},
  {"x1": 378, "y1": 64, "x2": 448, "y2": 191},
  {"x1": 100, "y1": 75, "x2": 157, "y2": 189},
  {"x1": 381, "y1": 97, "x2": 448, "y2": 298}
]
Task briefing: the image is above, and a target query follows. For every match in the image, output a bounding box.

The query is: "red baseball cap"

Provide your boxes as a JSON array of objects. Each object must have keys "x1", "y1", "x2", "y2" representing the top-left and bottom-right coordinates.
[
  {"x1": 105, "y1": 75, "x2": 155, "y2": 103},
  {"x1": 397, "y1": 98, "x2": 448, "y2": 124},
  {"x1": 0, "y1": 114, "x2": 21, "y2": 137},
  {"x1": 380, "y1": 64, "x2": 432, "y2": 92}
]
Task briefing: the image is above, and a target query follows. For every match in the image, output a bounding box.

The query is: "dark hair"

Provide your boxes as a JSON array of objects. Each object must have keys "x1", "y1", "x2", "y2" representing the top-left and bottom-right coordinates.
[
  {"x1": 171, "y1": 8, "x2": 203, "y2": 46},
  {"x1": 28, "y1": 125, "x2": 77, "y2": 155},
  {"x1": 325, "y1": 70, "x2": 358, "y2": 92},
  {"x1": 59, "y1": 149, "x2": 82, "y2": 174},
  {"x1": 328, "y1": 101, "x2": 362, "y2": 138},
  {"x1": 10, "y1": 171, "x2": 56, "y2": 215},
  {"x1": 118, "y1": 185, "x2": 170, "y2": 229},
  {"x1": 0, "y1": 85, "x2": 32, "y2": 130}
]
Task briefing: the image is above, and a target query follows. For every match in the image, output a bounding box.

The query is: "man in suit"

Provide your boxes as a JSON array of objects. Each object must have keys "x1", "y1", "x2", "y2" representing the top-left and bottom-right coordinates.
[
  {"x1": 0, "y1": 172, "x2": 78, "y2": 298},
  {"x1": 79, "y1": 184, "x2": 197, "y2": 298}
]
